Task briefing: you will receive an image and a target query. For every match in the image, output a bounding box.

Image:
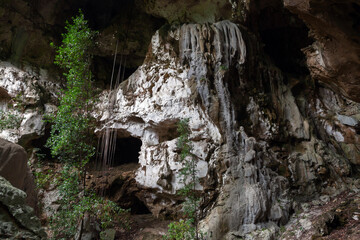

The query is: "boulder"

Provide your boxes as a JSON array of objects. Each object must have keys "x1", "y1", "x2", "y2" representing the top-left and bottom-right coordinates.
[
  {"x1": 0, "y1": 138, "x2": 37, "y2": 209},
  {"x1": 0, "y1": 176, "x2": 46, "y2": 239}
]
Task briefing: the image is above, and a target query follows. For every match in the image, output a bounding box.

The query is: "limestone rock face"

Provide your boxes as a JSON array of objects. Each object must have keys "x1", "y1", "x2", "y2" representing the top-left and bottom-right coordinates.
[
  {"x1": 96, "y1": 15, "x2": 360, "y2": 238},
  {"x1": 0, "y1": 61, "x2": 59, "y2": 144},
  {"x1": 0, "y1": 138, "x2": 37, "y2": 209},
  {"x1": 140, "y1": 0, "x2": 233, "y2": 23},
  {"x1": 96, "y1": 25, "x2": 223, "y2": 195},
  {"x1": 97, "y1": 21, "x2": 289, "y2": 238},
  {"x1": 279, "y1": 191, "x2": 360, "y2": 240},
  {"x1": 284, "y1": 0, "x2": 360, "y2": 102},
  {"x1": 0, "y1": 0, "x2": 359, "y2": 238},
  {"x1": 0, "y1": 176, "x2": 46, "y2": 239}
]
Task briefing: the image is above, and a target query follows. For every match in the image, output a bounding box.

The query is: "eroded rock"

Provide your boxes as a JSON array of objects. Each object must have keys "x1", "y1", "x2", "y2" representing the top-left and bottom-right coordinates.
[
  {"x1": 0, "y1": 61, "x2": 59, "y2": 144},
  {"x1": 0, "y1": 138, "x2": 37, "y2": 209},
  {"x1": 96, "y1": 20, "x2": 294, "y2": 238},
  {"x1": 0, "y1": 176, "x2": 46, "y2": 239},
  {"x1": 284, "y1": 0, "x2": 360, "y2": 102}
]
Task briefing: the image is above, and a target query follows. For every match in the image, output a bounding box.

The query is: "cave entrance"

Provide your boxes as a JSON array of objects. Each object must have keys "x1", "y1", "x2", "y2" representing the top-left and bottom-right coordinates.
[
  {"x1": 112, "y1": 136, "x2": 142, "y2": 167},
  {"x1": 92, "y1": 56, "x2": 139, "y2": 89}
]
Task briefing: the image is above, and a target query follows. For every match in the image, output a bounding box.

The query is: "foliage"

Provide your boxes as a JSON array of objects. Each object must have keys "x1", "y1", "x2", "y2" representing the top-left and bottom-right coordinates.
[
  {"x1": 164, "y1": 219, "x2": 194, "y2": 240},
  {"x1": 50, "y1": 165, "x2": 130, "y2": 239},
  {"x1": 0, "y1": 109, "x2": 23, "y2": 130},
  {"x1": 28, "y1": 151, "x2": 53, "y2": 189},
  {"x1": 219, "y1": 65, "x2": 229, "y2": 71},
  {"x1": 46, "y1": 11, "x2": 127, "y2": 239},
  {"x1": 164, "y1": 119, "x2": 203, "y2": 240},
  {"x1": 46, "y1": 9, "x2": 97, "y2": 166},
  {"x1": 34, "y1": 168, "x2": 54, "y2": 189}
]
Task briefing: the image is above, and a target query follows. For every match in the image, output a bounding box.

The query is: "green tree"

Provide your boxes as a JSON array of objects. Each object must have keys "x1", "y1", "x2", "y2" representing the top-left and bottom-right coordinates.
[
  {"x1": 46, "y1": 11, "x2": 128, "y2": 239},
  {"x1": 46, "y1": 10, "x2": 97, "y2": 238},
  {"x1": 46, "y1": 10, "x2": 96, "y2": 166},
  {"x1": 164, "y1": 119, "x2": 203, "y2": 240}
]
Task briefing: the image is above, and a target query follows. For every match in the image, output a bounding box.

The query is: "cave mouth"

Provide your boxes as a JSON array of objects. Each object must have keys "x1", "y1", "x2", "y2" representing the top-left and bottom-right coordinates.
[
  {"x1": 112, "y1": 136, "x2": 142, "y2": 167},
  {"x1": 256, "y1": 1, "x2": 313, "y2": 76},
  {"x1": 123, "y1": 195, "x2": 151, "y2": 215},
  {"x1": 92, "y1": 56, "x2": 139, "y2": 90},
  {"x1": 107, "y1": 177, "x2": 151, "y2": 215}
]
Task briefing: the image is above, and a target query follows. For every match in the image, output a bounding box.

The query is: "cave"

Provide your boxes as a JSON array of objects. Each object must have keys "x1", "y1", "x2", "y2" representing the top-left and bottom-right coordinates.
[
  {"x1": 256, "y1": 0, "x2": 313, "y2": 76},
  {"x1": 126, "y1": 195, "x2": 151, "y2": 214},
  {"x1": 112, "y1": 136, "x2": 142, "y2": 166},
  {"x1": 92, "y1": 56, "x2": 139, "y2": 90},
  {"x1": 27, "y1": 126, "x2": 53, "y2": 161},
  {"x1": 107, "y1": 177, "x2": 151, "y2": 214}
]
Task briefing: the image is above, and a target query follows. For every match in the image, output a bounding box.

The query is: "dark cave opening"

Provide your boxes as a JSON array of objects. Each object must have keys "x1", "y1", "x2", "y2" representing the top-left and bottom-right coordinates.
[
  {"x1": 129, "y1": 197, "x2": 151, "y2": 214},
  {"x1": 325, "y1": 214, "x2": 345, "y2": 233},
  {"x1": 92, "y1": 56, "x2": 138, "y2": 89},
  {"x1": 108, "y1": 178, "x2": 151, "y2": 215},
  {"x1": 257, "y1": 3, "x2": 313, "y2": 76},
  {"x1": 112, "y1": 136, "x2": 142, "y2": 167},
  {"x1": 27, "y1": 126, "x2": 53, "y2": 161}
]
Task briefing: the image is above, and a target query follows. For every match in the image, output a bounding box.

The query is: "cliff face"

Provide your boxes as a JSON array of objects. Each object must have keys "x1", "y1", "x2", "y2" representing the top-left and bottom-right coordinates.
[
  {"x1": 284, "y1": 0, "x2": 360, "y2": 102},
  {"x1": 0, "y1": 0, "x2": 359, "y2": 239},
  {"x1": 0, "y1": 176, "x2": 46, "y2": 239},
  {"x1": 95, "y1": 18, "x2": 359, "y2": 239}
]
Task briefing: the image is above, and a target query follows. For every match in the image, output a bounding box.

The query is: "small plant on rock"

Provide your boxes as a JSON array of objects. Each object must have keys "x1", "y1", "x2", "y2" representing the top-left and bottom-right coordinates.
[
  {"x1": 0, "y1": 109, "x2": 23, "y2": 130},
  {"x1": 164, "y1": 118, "x2": 203, "y2": 240}
]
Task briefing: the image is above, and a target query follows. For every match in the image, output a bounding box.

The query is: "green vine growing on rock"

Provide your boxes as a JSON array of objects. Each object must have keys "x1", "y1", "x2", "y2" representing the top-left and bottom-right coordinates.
[{"x1": 164, "y1": 119, "x2": 203, "y2": 240}]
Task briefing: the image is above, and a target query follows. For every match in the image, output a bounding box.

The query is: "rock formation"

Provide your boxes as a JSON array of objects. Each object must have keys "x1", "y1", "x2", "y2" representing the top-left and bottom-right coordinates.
[
  {"x1": 0, "y1": 138, "x2": 37, "y2": 209},
  {"x1": 0, "y1": 0, "x2": 359, "y2": 239},
  {"x1": 284, "y1": 0, "x2": 360, "y2": 102},
  {"x1": 0, "y1": 176, "x2": 46, "y2": 239}
]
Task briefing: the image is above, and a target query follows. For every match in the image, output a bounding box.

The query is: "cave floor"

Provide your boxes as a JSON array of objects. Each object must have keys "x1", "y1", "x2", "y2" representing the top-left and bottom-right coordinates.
[
  {"x1": 280, "y1": 191, "x2": 360, "y2": 240},
  {"x1": 116, "y1": 214, "x2": 171, "y2": 240}
]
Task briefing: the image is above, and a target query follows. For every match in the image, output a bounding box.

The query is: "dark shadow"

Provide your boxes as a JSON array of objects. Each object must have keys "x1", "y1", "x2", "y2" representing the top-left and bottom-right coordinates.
[{"x1": 112, "y1": 136, "x2": 142, "y2": 166}]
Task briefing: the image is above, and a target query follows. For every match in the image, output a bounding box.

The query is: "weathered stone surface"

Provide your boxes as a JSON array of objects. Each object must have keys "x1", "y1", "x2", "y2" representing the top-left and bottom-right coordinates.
[
  {"x1": 0, "y1": 176, "x2": 46, "y2": 239},
  {"x1": 94, "y1": 13, "x2": 360, "y2": 237},
  {"x1": 0, "y1": 61, "x2": 59, "y2": 144},
  {"x1": 96, "y1": 20, "x2": 293, "y2": 238},
  {"x1": 307, "y1": 87, "x2": 360, "y2": 166},
  {"x1": 284, "y1": 0, "x2": 360, "y2": 102},
  {"x1": 0, "y1": 138, "x2": 37, "y2": 209},
  {"x1": 280, "y1": 191, "x2": 360, "y2": 240},
  {"x1": 0, "y1": 0, "x2": 54, "y2": 67},
  {"x1": 0, "y1": 0, "x2": 360, "y2": 238},
  {"x1": 140, "y1": 0, "x2": 233, "y2": 23}
]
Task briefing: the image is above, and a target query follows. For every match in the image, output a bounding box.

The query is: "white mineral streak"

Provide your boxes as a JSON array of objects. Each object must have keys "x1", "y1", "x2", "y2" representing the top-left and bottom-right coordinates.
[
  {"x1": 97, "y1": 26, "x2": 226, "y2": 193},
  {"x1": 97, "y1": 20, "x2": 291, "y2": 239},
  {"x1": 213, "y1": 21, "x2": 246, "y2": 66},
  {"x1": 179, "y1": 20, "x2": 246, "y2": 144}
]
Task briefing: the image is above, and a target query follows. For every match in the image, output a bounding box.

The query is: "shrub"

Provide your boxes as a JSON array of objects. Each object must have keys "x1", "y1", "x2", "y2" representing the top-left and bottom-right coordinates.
[
  {"x1": 0, "y1": 109, "x2": 23, "y2": 130},
  {"x1": 46, "y1": 10, "x2": 127, "y2": 238},
  {"x1": 164, "y1": 119, "x2": 203, "y2": 240}
]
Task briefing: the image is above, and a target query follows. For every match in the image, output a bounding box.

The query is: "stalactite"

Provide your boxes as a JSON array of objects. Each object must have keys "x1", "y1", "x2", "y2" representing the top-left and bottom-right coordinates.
[{"x1": 179, "y1": 20, "x2": 246, "y2": 146}]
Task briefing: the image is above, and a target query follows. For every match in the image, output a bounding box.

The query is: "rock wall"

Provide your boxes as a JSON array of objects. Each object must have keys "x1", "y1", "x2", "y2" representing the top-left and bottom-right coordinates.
[
  {"x1": 284, "y1": 0, "x2": 360, "y2": 102},
  {"x1": 0, "y1": 0, "x2": 359, "y2": 239},
  {"x1": 0, "y1": 61, "x2": 59, "y2": 145},
  {"x1": 0, "y1": 176, "x2": 46, "y2": 239},
  {"x1": 0, "y1": 138, "x2": 37, "y2": 209},
  {"x1": 95, "y1": 14, "x2": 360, "y2": 238}
]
